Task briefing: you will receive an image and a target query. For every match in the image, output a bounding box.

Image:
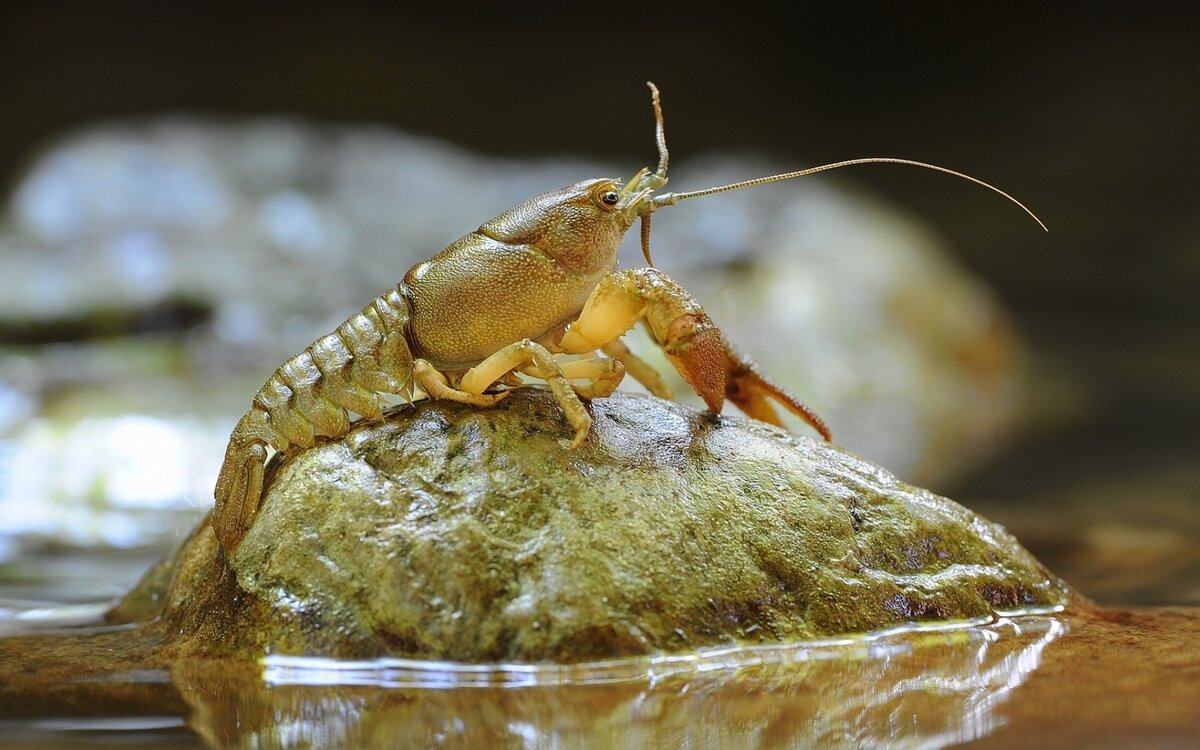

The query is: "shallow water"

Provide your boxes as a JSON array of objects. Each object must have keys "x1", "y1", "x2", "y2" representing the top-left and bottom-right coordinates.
[{"x1": 1, "y1": 588, "x2": 1197, "y2": 749}]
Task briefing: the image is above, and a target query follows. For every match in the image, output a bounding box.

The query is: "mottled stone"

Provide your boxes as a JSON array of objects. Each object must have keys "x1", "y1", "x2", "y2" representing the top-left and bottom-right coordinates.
[{"x1": 113, "y1": 389, "x2": 1067, "y2": 662}]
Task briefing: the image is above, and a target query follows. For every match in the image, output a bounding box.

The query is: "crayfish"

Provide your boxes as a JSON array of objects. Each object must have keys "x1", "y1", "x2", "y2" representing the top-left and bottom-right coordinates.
[{"x1": 213, "y1": 83, "x2": 1042, "y2": 555}]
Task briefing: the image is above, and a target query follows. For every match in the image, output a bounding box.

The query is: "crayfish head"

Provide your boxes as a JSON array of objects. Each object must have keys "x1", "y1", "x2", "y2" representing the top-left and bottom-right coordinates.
[{"x1": 480, "y1": 178, "x2": 635, "y2": 275}]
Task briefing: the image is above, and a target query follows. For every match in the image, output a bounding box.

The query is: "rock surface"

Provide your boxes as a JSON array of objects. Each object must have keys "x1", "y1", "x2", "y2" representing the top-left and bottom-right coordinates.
[{"x1": 112, "y1": 389, "x2": 1068, "y2": 662}]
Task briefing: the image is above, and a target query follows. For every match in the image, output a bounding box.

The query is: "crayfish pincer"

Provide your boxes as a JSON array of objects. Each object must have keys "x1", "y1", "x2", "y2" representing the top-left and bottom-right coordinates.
[{"x1": 213, "y1": 83, "x2": 1044, "y2": 556}]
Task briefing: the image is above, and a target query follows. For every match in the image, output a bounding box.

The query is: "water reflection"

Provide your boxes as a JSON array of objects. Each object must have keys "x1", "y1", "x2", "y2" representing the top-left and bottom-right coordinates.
[{"x1": 168, "y1": 617, "x2": 1064, "y2": 749}]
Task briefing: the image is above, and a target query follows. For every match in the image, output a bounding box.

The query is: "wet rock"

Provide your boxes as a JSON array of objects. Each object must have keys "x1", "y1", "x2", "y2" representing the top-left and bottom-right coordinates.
[{"x1": 113, "y1": 389, "x2": 1067, "y2": 662}]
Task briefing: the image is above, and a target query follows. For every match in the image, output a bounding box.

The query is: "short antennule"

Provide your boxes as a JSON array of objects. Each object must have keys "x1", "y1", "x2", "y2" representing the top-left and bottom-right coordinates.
[
  {"x1": 638, "y1": 81, "x2": 670, "y2": 267},
  {"x1": 647, "y1": 81, "x2": 668, "y2": 181},
  {"x1": 652, "y1": 157, "x2": 1048, "y2": 232}
]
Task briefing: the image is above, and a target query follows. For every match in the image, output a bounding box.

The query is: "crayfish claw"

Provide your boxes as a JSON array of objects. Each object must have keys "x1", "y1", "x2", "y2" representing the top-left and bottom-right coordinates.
[
  {"x1": 724, "y1": 345, "x2": 832, "y2": 441},
  {"x1": 663, "y1": 313, "x2": 727, "y2": 414},
  {"x1": 558, "y1": 266, "x2": 828, "y2": 441}
]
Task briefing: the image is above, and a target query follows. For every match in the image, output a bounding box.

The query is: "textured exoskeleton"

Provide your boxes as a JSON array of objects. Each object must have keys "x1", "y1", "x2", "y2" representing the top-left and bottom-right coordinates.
[{"x1": 219, "y1": 82, "x2": 1047, "y2": 556}]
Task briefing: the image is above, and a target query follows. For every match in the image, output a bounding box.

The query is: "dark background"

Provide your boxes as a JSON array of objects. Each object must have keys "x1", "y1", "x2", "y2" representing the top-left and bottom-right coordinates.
[{"x1": 1, "y1": 3, "x2": 1197, "y2": 602}]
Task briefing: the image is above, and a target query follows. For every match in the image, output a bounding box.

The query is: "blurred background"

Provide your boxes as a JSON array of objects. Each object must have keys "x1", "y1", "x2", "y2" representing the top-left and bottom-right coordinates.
[{"x1": 0, "y1": 3, "x2": 1196, "y2": 608}]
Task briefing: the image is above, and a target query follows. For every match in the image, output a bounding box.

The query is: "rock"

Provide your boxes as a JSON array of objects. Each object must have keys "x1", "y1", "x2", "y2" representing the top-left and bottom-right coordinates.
[{"x1": 112, "y1": 389, "x2": 1068, "y2": 662}]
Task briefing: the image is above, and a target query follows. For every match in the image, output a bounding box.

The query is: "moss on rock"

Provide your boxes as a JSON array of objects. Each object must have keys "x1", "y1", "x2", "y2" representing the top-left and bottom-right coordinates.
[{"x1": 114, "y1": 389, "x2": 1068, "y2": 662}]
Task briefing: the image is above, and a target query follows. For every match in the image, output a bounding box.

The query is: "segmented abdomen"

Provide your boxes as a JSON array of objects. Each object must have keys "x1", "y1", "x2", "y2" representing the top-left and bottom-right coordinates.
[{"x1": 251, "y1": 286, "x2": 415, "y2": 451}]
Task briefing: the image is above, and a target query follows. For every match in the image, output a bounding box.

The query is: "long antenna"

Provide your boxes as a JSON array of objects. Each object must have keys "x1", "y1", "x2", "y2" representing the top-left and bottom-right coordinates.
[{"x1": 654, "y1": 157, "x2": 1048, "y2": 232}]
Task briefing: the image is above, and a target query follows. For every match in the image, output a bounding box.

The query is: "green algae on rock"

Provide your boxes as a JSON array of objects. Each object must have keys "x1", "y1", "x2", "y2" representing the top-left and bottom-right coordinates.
[{"x1": 112, "y1": 389, "x2": 1068, "y2": 662}]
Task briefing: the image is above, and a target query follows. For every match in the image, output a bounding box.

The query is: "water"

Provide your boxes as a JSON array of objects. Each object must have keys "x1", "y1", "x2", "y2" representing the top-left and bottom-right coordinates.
[{"x1": 1, "y1": 596, "x2": 1084, "y2": 749}]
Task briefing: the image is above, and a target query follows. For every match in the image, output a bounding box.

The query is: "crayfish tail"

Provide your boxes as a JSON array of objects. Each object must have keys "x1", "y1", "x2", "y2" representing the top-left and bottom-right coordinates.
[{"x1": 212, "y1": 410, "x2": 275, "y2": 556}]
